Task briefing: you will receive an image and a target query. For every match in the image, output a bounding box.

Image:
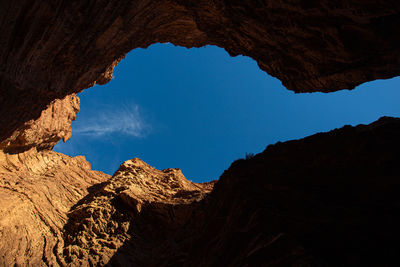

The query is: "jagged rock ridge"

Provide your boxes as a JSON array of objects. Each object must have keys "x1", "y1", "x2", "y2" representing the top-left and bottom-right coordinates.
[
  {"x1": 1, "y1": 1, "x2": 400, "y2": 265},
  {"x1": 62, "y1": 158, "x2": 215, "y2": 266},
  {"x1": 0, "y1": 117, "x2": 394, "y2": 266},
  {"x1": 102, "y1": 116, "x2": 400, "y2": 266},
  {"x1": 0, "y1": 147, "x2": 214, "y2": 266},
  {"x1": 182, "y1": 116, "x2": 400, "y2": 266},
  {"x1": 1, "y1": 0, "x2": 400, "y2": 142}
]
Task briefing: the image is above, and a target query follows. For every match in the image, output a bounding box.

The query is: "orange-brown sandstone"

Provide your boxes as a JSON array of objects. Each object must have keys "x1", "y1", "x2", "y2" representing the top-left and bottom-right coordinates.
[{"x1": 1, "y1": 1, "x2": 400, "y2": 266}]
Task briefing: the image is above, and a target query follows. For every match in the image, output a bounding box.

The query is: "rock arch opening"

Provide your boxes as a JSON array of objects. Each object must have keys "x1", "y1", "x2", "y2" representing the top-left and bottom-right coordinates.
[
  {"x1": 54, "y1": 43, "x2": 400, "y2": 182},
  {"x1": 2, "y1": 1, "x2": 400, "y2": 265},
  {"x1": 2, "y1": 1, "x2": 400, "y2": 144}
]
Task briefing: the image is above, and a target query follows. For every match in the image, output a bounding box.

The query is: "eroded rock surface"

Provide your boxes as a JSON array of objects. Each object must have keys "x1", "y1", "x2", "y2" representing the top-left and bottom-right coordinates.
[
  {"x1": 2, "y1": 2, "x2": 400, "y2": 266},
  {"x1": 0, "y1": 94, "x2": 80, "y2": 154},
  {"x1": 182, "y1": 116, "x2": 400, "y2": 266},
  {"x1": 1, "y1": 1, "x2": 400, "y2": 142},
  {"x1": 0, "y1": 149, "x2": 110, "y2": 266},
  {"x1": 62, "y1": 158, "x2": 214, "y2": 266},
  {"x1": 20, "y1": 117, "x2": 394, "y2": 266}
]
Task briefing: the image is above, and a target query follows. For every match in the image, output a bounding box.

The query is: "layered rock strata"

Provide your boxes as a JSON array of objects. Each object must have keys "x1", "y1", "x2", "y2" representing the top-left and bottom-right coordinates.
[
  {"x1": 62, "y1": 158, "x2": 215, "y2": 266},
  {"x1": 2, "y1": 1, "x2": 400, "y2": 266},
  {"x1": 0, "y1": 94, "x2": 80, "y2": 153},
  {"x1": 6, "y1": 116, "x2": 393, "y2": 266},
  {"x1": 1, "y1": 1, "x2": 400, "y2": 142},
  {"x1": 0, "y1": 148, "x2": 110, "y2": 266},
  {"x1": 0, "y1": 149, "x2": 214, "y2": 266}
]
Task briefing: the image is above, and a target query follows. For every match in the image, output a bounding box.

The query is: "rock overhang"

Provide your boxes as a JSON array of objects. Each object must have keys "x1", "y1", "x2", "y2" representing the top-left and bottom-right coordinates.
[{"x1": 1, "y1": 0, "x2": 400, "y2": 144}]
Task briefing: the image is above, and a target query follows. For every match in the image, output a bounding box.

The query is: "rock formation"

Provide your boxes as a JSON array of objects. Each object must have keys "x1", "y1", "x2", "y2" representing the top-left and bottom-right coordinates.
[
  {"x1": 0, "y1": 148, "x2": 110, "y2": 266},
  {"x1": 0, "y1": 149, "x2": 214, "y2": 266},
  {"x1": 62, "y1": 158, "x2": 215, "y2": 266},
  {"x1": 2, "y1": 1, "x2": 400, "y2": 266},
  {"x1": 0, "y1": 94, "x2": 80, "y2": 153},
  {"x1": 55, "y1": 116, "x2": 400, "y2": 266},
  {"x1": 1, "y1": 0, "x2": 400, "y2": 142},
  {"x1": 2, "y1": 116, "x2": 399, "y2": 266},
  {"x1": 184, "y1": 116, "x2": 400, "y2": 266}
]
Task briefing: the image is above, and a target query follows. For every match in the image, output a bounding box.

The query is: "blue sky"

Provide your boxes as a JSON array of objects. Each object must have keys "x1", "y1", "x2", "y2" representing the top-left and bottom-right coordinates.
[{"x1": 54, "y1": 43, "x2": 400, "y2": 182}]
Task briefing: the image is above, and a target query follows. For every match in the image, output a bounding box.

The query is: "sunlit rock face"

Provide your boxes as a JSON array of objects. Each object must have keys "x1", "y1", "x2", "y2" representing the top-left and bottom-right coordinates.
[
  {"x1": 62, "y1": 158, "x2": 215, "y2": 266},
  {"x1": 0, "y1": 117, "x2": 400, "y2": 265},
  {"x1": 1, "y1": 0, "x2": 400, "y2": 141},
  {"x1": 0, "y1": 94, "x2": 80, "y2": 153},
  {"x1": 0, "y1": 149, "x2": 110, "y2": 266},
  {"x1": 2, "y1": 1, "x2": 400, "y2": 266}
]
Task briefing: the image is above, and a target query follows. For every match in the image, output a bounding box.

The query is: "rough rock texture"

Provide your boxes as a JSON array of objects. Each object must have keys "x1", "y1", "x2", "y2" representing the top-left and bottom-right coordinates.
[
  {"x1": 2, "y1": 2, "x2": 400, "y2": 265},
  {"x1": 0, "y1": 94, "x2": 80, "y2": 153},
  {"x1": 38, "y1": 117, "x2": 399, "y2": 266},
  {"x1": 62, "y1": 158, "x2": 215, "y2": 266},
  {"x1": 0, "y1": 117, "x2": 399, "y2": 265},
  {"x1": 181, "y1": 116, "x2": 400, "y2": 266},
  {"x1": 0, "y1": 148, "x2": 110, "y2": 266},
  {"x1": 1, "y1": 0, "x2": 400, "y2": 142}
]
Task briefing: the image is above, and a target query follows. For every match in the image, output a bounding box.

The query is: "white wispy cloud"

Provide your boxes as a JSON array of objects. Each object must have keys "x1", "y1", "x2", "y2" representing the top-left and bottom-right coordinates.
[{"x1": 73, "y1": 104, "x2": 150, "y2": 138}]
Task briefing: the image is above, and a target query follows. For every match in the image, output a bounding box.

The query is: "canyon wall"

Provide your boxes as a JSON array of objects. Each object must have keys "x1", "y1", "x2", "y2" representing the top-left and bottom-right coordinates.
[
  {"x1": 1, "y1": 1, "x2": 400, "y2": 266},
  {"x1": 2, "y1": 117, "x2": 399, "y2": 266},
  {"x1": 183, "y1": 116, "x2": 400, "y2": 266},
  {"x1": 0, "y1": 148, "x2": 110, "y2": 266},
  {"x1": 70, "y1": 117, "x2": 400, "y2": 266},
  {"x1": 0, "y1": 149, "x2": 214, "y2": 266}
]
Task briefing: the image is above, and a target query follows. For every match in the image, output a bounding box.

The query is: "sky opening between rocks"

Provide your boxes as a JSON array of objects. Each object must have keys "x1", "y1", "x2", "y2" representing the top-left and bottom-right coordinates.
[{"x1": 55, "y1": 43, "x2": 400, "y2": 183}]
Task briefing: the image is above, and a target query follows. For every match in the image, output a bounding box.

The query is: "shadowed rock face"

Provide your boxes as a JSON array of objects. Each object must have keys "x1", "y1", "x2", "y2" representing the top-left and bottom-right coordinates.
[
  {"x1": 2, "y1": 2, "x2": 400, "y2": 266},
  {"x1": 1, "y1": 0, "x2": 400, "y2": 141},
  {"x1": 0, "y1": 117, "x2": 389, "y2": 266},
  {"x1": 107, "y1": 117, "x2": 399, "y2": 266},
  {"x1": 0, "y1": 117, "x2": 399, "y2": 265},
  {"x1": 62, "y1": 158, "x2": 215, "y2": 266}
]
